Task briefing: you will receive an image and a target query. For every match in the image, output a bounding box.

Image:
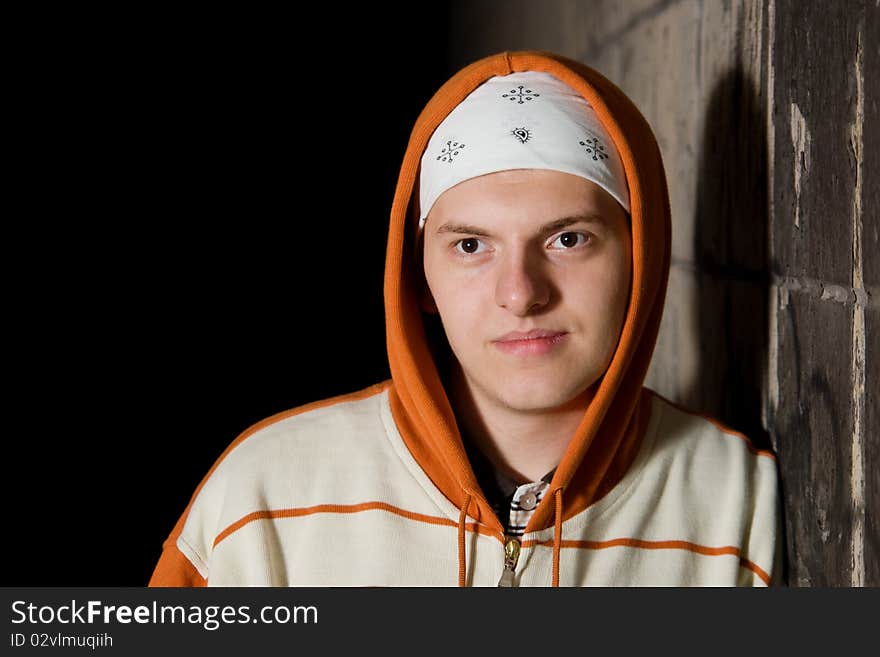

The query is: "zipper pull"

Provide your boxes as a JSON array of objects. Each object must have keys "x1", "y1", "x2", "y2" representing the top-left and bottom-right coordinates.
[{"x1": 497, "y1": 536, "x2": 521, "y2": 587}]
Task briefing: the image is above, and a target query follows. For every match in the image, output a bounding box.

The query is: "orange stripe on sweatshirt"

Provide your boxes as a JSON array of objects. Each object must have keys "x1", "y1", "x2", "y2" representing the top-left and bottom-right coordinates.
[
  {"x1": 648, "y1": 389, "x2": 777, "y2": 461},
  {"x1": 213, "y1": 501, "x2": 499, "y2": 548},
  {"x1": 213, "y1": 504, "x2": 770, "y2": 584},
  {"x1": 524, "y1": 536, "x2": 770, "y2": 585}
]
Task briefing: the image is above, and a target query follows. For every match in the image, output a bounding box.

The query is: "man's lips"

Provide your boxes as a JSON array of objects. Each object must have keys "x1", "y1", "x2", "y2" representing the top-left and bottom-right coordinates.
[
  {"x1": 493, "y1": 330, "x2": 568, "y2": 356},
  {"x1": 494, "y1": 329, "x2": 568, "y2": 343}
]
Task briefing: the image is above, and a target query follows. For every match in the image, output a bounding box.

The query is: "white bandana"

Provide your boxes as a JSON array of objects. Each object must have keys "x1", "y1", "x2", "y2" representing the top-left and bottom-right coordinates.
[{"x1": 418, "y1": 71, "x2": 630, "y2": 231}]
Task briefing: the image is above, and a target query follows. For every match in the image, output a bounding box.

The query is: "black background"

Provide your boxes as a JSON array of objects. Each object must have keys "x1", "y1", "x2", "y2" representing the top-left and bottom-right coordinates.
[{"x1": 6, "y1": 7, "x2": 451, "y2": 584}]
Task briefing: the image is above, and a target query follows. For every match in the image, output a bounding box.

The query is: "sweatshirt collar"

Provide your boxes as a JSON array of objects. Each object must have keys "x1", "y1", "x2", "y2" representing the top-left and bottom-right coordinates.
[{"x1": 461, "y1": 433, "x2": 557, "y2": 509}]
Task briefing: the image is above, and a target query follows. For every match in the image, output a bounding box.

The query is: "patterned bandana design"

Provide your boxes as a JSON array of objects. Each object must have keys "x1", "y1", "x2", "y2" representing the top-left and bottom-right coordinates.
[{"x1": 419, "y1": 71, "x2": 630, "y2": 230}]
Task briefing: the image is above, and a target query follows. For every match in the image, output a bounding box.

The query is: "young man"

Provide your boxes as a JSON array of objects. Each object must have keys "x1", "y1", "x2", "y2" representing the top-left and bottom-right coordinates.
[{"x1": 150, "y1": 50, "x2": 782, "y2": 587}]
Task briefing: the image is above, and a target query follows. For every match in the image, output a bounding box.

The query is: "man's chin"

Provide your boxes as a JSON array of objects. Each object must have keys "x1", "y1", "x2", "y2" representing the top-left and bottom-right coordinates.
[
  {"x1": 492, "y1": 385, "x2": 576, "y2": 413},
  {"x1": 497, "y1": 377, "x2": 600, "y2": 411}
]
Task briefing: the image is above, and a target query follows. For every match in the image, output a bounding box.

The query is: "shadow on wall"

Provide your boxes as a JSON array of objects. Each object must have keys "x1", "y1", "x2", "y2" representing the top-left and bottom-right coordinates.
[
  {"x1": 687, "y1": 66, "x2": 789, "y2": 583},
  {"x1": 688, "y1": 66, "x2": 771, "y2": 453}
]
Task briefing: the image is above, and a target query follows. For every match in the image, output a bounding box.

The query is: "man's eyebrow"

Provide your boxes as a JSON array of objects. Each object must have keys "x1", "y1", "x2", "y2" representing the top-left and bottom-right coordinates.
[{"x1": 435, "y1": 214, "x2": 606, "y2": 237}]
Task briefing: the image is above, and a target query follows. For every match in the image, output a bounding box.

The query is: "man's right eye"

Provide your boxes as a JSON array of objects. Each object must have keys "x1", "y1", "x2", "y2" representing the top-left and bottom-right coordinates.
[{"x1": 453, "y1": 238, "x2": 486, "y2": 255}]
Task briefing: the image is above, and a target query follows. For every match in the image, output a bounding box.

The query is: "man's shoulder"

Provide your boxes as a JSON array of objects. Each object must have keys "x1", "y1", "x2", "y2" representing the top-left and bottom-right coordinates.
[
  {"x1": 635, "y1": 388, "x2": 780, "y2": 539},
  {"x1": 204, "y1": 380, "x2": 393, "y2": 484},
  {"x1": 239, "y1": 379, "x2": 392, "y2": 444},
  {"x1": 643, "y1": 387, "x2": 778, "y2": 472},
  {"x1": 171, "y1": 380, "x2": 396, "y2": 572}
]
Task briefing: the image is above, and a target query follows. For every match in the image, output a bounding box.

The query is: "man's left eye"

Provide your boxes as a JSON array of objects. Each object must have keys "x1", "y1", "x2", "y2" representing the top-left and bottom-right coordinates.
[{"x1": 551, "y1": 232, "x2": 590, "y2": 249}]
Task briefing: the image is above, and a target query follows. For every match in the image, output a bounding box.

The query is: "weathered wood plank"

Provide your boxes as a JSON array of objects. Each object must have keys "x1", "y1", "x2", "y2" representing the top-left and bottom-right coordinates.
[
  {"x1": 771, "y1": 0, "x2": 865, "y2": 586},
  {"x1": 774, "y1": 295, "x2": 854, "y2": 585},
  {"x1": 865, "y1": 293, "x2": 878, "y2": 587},
  {"x1": 772, "y1": 1, "x2": 859, "y2": 281},
  {"x1": 861, "y1": 0, "x2": 879, "y2": 587}
]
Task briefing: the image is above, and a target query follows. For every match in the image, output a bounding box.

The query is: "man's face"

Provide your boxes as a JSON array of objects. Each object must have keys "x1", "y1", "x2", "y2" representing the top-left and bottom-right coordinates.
[{"x1": 421, "y1": 168, "x2": 632, "y2": 412}]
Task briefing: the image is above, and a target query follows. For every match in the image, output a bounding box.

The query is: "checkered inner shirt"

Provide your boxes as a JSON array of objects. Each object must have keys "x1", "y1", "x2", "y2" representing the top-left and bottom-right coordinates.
[{"x1": 462, "y1": 436, "x2": 556, "y2": 539}]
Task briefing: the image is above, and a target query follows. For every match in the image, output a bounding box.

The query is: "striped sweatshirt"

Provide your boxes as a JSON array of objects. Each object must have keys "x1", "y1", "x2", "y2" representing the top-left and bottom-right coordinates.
[{"x1": 149, "y1": 50, "x2": 782, "y2": 587}]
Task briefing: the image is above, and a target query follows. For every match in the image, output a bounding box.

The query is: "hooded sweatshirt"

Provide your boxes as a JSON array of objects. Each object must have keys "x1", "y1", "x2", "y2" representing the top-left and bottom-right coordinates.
[{"x1": 149, "y1": 50, "x2": 782, "y2": 587}]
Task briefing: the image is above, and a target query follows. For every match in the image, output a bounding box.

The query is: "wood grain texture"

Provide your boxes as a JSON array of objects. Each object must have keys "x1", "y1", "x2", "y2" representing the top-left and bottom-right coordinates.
[
  {"x1": 774, "y1": 293, "x2": 854, "y2": 585},
  {"x1": 860, "y1": 0, "x2": 878, "y2": 587},
  {"x1": 772, "y1": 1, "x2": 860, "y2": 281}
]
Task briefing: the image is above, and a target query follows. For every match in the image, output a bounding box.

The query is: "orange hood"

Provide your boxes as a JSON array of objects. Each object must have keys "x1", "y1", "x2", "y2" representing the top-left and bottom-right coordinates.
[{"x1": 383, "y1": 50, "x2": 671, "y2": 584}]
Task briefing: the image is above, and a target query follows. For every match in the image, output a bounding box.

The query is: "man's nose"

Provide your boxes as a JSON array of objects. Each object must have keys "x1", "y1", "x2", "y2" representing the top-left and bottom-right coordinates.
[{"x1": 494, "y1": 251, "x2": 551, "y2": 315}]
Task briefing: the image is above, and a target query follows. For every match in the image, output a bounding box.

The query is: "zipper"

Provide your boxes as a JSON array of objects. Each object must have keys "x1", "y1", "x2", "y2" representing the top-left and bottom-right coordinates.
[{"x1": 497, "y1": 535, "x2": 521, "y2": 587}]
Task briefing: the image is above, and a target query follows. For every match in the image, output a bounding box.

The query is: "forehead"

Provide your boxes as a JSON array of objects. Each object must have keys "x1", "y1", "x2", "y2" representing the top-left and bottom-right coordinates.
[{"x1": 425, "y1": 169, "x2": 627, "y2": 234}]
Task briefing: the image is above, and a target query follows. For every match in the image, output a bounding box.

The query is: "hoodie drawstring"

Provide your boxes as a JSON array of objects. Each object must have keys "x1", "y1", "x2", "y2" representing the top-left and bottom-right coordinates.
[
  {"x1": 458, "y1": 492, "x2": 472, "y2": 587},
  {"x1": 552, "y1": 487, "x2": 564, "y2": 587}
]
